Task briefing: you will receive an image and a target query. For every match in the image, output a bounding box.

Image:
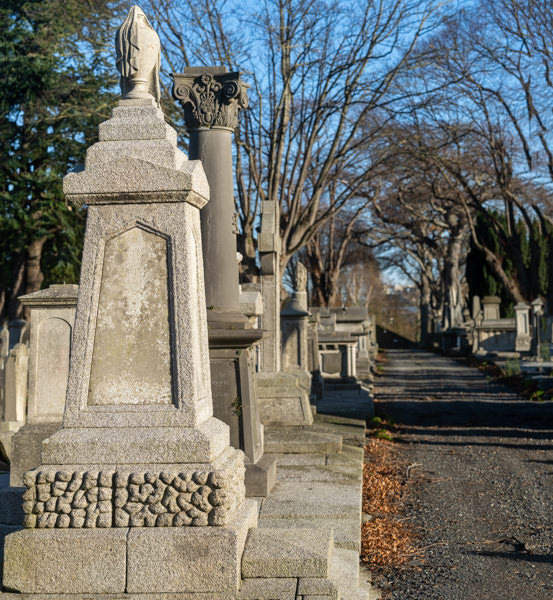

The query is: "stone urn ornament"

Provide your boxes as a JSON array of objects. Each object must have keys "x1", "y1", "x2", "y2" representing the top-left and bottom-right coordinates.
[{"x1": 115, "y1": 5, "x2": 161, "y2": 105}]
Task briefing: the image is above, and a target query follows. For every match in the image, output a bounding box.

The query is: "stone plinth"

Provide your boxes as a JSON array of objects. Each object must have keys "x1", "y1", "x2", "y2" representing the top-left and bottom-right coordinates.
[
  {"x1": 10, "y1": 285, "x2": 78, "y2": 486},
  {"x1": 3, "y1": 78, "x2": 253, "y2": 594}
]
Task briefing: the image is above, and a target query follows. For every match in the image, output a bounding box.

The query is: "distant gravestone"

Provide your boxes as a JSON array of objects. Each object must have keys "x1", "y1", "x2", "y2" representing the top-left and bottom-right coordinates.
[
  {"x1": 483, "y1": 296, "x2": 501, "y2": 321},
  {"x1": 10, "y1": 284, "x2": 78, "y2": 486}
]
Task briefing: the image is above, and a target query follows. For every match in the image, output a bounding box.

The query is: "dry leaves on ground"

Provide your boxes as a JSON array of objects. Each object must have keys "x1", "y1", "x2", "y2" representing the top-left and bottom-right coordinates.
[{"x1": 361, "y1": 437, "x2": 418, "y2": 568}]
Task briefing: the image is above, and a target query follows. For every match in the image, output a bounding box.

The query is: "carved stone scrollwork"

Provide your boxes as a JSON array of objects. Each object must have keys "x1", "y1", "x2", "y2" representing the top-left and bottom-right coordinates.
[{"x1": 172, "y1": 71, "x2": 249, "y2": 130}]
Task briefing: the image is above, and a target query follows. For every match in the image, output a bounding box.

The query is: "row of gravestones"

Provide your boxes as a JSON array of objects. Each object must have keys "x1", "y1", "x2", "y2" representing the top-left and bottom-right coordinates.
[
  {"x1": 0, "y1": 7, "x2": 377, "y2": 598},
  {"x1": 1, "y1": 276, "x2": 376, "y2": 486},
  {"x1": 439, "y1": 294, "x2": 551, "y2": 357}
]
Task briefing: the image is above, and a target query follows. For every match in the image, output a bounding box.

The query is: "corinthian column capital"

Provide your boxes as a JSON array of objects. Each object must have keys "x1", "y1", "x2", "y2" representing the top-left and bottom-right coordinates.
[{"x1": 172, "y1": 68, "x2": 248, "y2": 130}]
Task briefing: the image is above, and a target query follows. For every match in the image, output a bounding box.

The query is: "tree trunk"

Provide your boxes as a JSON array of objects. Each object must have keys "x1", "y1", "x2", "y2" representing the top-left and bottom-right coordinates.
[
  {"x1": 22, "y1": 236, "x2": 47, "y2": 319},
  {"x1": 419, "y1": 273, "x2": 432, "y2": 347},
  {"x1": 7, "y1": 254, "x2": 26, "y2": 321}
]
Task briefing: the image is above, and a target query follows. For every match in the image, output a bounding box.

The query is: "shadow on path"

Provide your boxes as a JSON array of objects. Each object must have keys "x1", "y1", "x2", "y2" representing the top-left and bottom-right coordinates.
[{"x1": 373, "y1": 349, "x2": 553, "y2": 600}]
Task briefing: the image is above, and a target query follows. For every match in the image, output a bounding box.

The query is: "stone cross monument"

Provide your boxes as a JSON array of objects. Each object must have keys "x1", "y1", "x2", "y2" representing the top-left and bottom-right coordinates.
[
  {"x1": 3, "y1": 8, "x2": 256, "y2": 595},
  {"x1": 172, "y1": 68, "x2": 276, "y2": 497}
]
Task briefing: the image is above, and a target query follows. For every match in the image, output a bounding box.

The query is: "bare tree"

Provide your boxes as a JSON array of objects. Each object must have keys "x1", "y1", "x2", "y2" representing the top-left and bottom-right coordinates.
[{"x1": 148, "y1": 0, "x2": 444, "y2": 279}]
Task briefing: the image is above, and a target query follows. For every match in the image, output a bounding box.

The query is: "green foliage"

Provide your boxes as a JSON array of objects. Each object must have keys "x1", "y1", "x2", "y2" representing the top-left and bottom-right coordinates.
[
  {"x1": 0, "y1": 0, "x2": 123, "y2": 319},
  {"x1": 372, "y1": 429, "x2": 393, "y2": 441},
  {"x1": 466, "y1": 212, "x2": 551, "y2": 312},
  {"x1": 501, "y1": 359, "x2": 521, "y2": 377},
  {"x1": 530, "y1": 389, "x2": 545, "y2": 402}
]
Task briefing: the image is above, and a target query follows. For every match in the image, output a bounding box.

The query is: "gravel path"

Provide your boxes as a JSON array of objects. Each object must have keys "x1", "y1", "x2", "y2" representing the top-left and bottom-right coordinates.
[{"x1": 373, "y1": 349, "x2": 553, "y2": 600}]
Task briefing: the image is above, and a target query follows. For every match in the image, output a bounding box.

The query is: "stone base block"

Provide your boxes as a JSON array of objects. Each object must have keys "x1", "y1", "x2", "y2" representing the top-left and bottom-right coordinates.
[
  {"x1": 256, "y1": 373, "x2": 313, "y2": 427},
  {"x1": 10, "y1": 423, "x2": 61, "y2": 487},
  {"x1": 127, "y1": 498, "x2": 258, "y2": 593},
  {"x1": 0, "y1": 421, "x2": 25, "y2": 434},
  {"x1": 3, "y1": 528, "x2": 127, "y2": 593},
  {"x1": 245, "y1": 454, "x2": 277, "y2": 497},
  {"x1": 264, "y1": 428, "x2": 342, "y2": 454},
  {"x1": 41, "y1": 418, "x2": 229, "y2": 465},
  {"x1": 242, "y1": 527, "x2": 333, "y2": 578}
]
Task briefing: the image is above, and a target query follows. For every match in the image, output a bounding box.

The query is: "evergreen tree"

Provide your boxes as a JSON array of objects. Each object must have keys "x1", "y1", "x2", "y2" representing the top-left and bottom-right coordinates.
[
  {"x1": 0, "y1": 0, "x2": 123, "y2": 320},
  {"x1": 466, "y1": 212, "x2": 551, "y2": 317}
]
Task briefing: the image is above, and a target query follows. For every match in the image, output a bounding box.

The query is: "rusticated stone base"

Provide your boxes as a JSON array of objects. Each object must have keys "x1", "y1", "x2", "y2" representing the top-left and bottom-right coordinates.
[{"x1": 21, "y1": 448, "x2": 245, "y2": 528}]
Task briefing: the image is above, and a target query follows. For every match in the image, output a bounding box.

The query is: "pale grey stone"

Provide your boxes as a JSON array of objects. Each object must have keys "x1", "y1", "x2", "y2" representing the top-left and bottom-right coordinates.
[
  {"x1": 3, "y1": 528, "x2": 127, "y2": 593},
  {"x1": 256, "y1": 370, "x2": 313, "y2": 427},
  {"x1": 329, "y1": 547, "x2": 361, "y2": 594},
  {"x1": 259, "y1": 517, "x2": 361, "y2": 551},
  {"x1": 87, "y1": 226, "x2": 171, "y2": 407},
  {"x1": 264, "y1": 428, "x2": 342, "y2": 454},
  {"x1": 276, "y1": 463, "x2": 361, "y2": 484},
  {"x1": 19, "y1": 287, "x2": 76, "y2": 424},
  {"x1": 60, "y1": 200, "x2": 213, "y2": 432},
  {"x1": 270, "y1": 452, "x2": 326, "y2": 466},
  {"x1": 258, "y1": 201, "x2": 281, "y2": 373},
  {"x1": 24, "y1": 448, "x2": 246, "y2": 528},
  {"x1": 239, "y1": 289, "x2": 263, "y2": 317},
  {"x1": 2, "y1": 343, "x2": 28, "y2": 424},
  {"x1": 260, "y1": 480, "x2": 361, "y2": 520},
  {"x1": 126, "y1": 499, "x2": 257, "y2": 593},
  {"x1": 325, "y1": 445, "x2": 364, "y2": 466},
  {"x1": 238, "y1": 577, "x2": 297, "y2": 599},
  {"x1": 116, "y1": 6, "x2": 161, "y2": 104},
  {"x1": 41, "y1": 419, "x2": 230, "y2": 464},
  {"x1": 244, "y1": 453, "x2": 277, "y2": 498},
  {"x1": 242, "y1": 527, "x2": 333, "y2": 578},
  {"x1": 11, "y1": 286, "x2": 77, "y2": 486}
]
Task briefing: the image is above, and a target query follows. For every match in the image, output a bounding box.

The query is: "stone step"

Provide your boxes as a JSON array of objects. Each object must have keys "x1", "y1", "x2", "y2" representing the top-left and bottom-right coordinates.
[
  {"x1": 259, "y1": 480, "x2": 361, "y2": 521},
  {"x1": 330, "y1": 547, "x2": 377, "y2": 600},
  {"x1": 258, "y1": 517, "x2": 361, "y2": 551},
  {"x1": 264, "y1": 428, "x2": 342, "y2": 454},
  {"x1": 276, "y1": 462, "x2": 362, "y2": 484},
  {"x1": 241, "y1": 527, "x2": 333, "y2": 579}
]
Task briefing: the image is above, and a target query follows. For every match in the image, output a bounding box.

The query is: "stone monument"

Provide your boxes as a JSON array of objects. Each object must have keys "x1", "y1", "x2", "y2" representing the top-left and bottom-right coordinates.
[
  {"x1": 515, "y1": 302, "x2": 531, "y2": 353},
  {"x1": 255, "y1": 203, "x2": 314, "y2": 426},
  {"x1": 172, "y1": 68, "x2": 276, "y2": 497},
  {"x1": 10, "y1": 284, "x2": 78, "y2": 486},
  {"x1": 0, "y1": 342, "x2": 29, "y2": 460},
  {"x1": 280, "y1": 264, "x2": 311, "y2": 385},
  {"x1": 3, "y1": 8, "x2": 256, "y2": 594}
]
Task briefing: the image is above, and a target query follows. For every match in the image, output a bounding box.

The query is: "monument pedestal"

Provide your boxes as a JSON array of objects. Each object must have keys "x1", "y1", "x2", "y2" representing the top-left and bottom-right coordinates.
[
  {"x1": 208, "y1": 314, "x2": 276, "y2": 497},
  {"x1": 256, "y1": 371, "x2": 314, "y2": 427},
  {"x1": 5, "y1": 499, "x2": 257, "y2": 594},
  {"x1": 10, "y1": 284, "x2": 78, "y2": 486},
  {"x1": 3, "y1": 32, "x2": 257, "y2": 594}
]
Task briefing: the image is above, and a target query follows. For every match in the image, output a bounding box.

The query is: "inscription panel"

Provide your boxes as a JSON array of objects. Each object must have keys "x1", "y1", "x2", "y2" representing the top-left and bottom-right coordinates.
[{"x1": 88, "y1": 226, "x2": 172, "y2": 406}]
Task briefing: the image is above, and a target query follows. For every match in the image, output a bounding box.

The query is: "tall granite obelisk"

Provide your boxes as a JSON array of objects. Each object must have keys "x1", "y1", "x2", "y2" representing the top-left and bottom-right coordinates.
[
  {"x1": 3, "y1": 7, "x2": 256, "y2": 595},
  {"x1": 172, "y1": 69, "x2": 276, "y2": 497}
]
